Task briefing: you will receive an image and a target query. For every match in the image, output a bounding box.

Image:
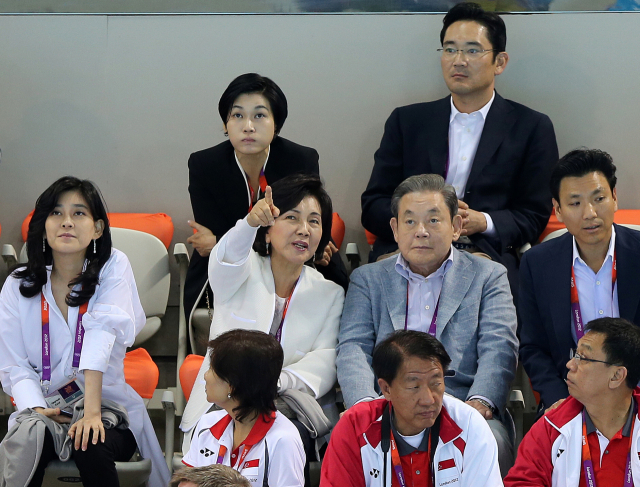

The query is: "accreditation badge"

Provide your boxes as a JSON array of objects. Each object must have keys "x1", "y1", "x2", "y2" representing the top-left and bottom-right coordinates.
[{"x1": 44, "y1": 379, "x2": 84, "y2": 412}]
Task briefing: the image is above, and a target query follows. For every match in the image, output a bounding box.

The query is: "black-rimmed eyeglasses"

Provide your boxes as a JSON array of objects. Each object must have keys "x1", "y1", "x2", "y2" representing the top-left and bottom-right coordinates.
[{"x1": 569, "y1": 348, "x2": 616, "y2": 366}]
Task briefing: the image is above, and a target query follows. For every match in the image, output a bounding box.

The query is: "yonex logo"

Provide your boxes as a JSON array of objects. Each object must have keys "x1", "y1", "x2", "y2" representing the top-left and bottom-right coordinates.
[
  {"x1": 370, "y1": 469, "x2": 380, "y2": 478},
  {"x1": 200, "y1": 448, "x2": 214, "y2": 457}
]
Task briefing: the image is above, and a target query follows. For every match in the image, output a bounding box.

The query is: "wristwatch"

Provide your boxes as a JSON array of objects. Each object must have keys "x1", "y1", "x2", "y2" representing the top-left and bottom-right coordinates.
[{"x1": 472, "y1": 398, "x2": 495, "y2": 413}]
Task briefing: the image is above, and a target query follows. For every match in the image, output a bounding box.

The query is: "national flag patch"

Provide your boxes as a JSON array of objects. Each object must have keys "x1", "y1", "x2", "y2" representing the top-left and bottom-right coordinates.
[
  {"x1": 438, "y1": 459, "x2": 456, "y2": 471},
  {"x1": 243, "y1": 459, "x2": 259, "y2": 469}
]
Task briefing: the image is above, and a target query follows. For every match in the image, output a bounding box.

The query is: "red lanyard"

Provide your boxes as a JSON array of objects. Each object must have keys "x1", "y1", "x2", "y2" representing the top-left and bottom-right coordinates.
[
  {"x1": 246, "y1": 168, "x2": 268, "y2": 213},
  {"x1": 389, "y1": 429, "x2": 432, "y2": 487},
  {"x1": 581, "y1": 404, "x2": 635, "y2": 487},
  {"x1": 41, "y1": 294, "x2": 88, "y2": 384},
  {"x1": 404, "y1": 284, "x2": 439, "y2": 337},
  {"x1": 274, "y1": 279, "x2": 299, "y2": 343},
  {"x1": 571, "y1": 251, "x2": 617, "y2": 341}
]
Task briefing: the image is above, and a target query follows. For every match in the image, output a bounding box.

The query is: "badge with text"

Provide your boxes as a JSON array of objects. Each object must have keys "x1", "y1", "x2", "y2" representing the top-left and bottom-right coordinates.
[{"x1": 44, "y1": 379, "x2": 84, "y2": 410}]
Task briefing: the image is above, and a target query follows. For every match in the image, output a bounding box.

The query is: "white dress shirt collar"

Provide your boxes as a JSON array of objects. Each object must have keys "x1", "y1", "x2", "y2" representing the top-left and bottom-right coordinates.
[
  {"x1": 449, "y1": 91, "x2": 495, "y2": 124},
  {"x1": 572, "y1": 225, "x2": 616, "y2": 270}
]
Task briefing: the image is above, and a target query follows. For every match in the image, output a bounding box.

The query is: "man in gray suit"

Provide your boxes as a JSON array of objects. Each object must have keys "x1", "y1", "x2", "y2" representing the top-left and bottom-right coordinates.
[{"x1": 337, "y1": 173, "x2": 518, "y2": 476}]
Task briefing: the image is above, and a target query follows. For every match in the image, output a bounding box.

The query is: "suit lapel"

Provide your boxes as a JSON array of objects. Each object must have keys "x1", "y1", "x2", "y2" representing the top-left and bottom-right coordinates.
[
  {"x1": 382, "y1": 260, "x2": 409, "y2": 331},
  {"x1": 546, "y1": 234, "x2": 574, "y2": 351},
  {"x1": 614, "y1": 225, "x2": 640, "y2": 321},
  {"x1": 437, "y1": 249, "x2": 474, "y2": 337},
  {"x1": 466, "y1": 93, "x2": 514, "y2": 185},
  {"x1": 426, "y1": 97, "x2": 452, "y2": 177}
]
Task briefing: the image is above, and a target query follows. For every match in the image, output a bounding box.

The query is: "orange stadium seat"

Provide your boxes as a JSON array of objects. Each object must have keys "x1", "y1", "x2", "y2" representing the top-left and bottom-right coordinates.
[{"x1": 331, "y1": 213, "x2": 345, "y2": 249}]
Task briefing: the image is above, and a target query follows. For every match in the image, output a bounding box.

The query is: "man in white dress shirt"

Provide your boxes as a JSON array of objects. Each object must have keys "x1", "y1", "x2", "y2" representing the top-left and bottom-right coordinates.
[{"x1": 361, "y1": 2, "x2": 559, "y2": 300}]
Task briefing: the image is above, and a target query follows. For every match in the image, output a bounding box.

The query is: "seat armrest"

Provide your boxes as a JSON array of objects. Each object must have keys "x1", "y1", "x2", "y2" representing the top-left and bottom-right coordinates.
[
  {"x1": 162, "y1": 390, "x2": 176, "y2": 469},
  {"x1": 345, "y1": 242, "x2": 361, "y2": 272},
  {"x1": 517, "y1": 243, "x2": 532, "y2": 258},
  {"x1": 2, "y1": 244, "x2": 17, "y2": 268},
  {"x1": 173, "y1": 243, "x2": 189, "y2": 267},
  {"x1": 509, "y1": 389, "x2": 525, "y2": 409}
]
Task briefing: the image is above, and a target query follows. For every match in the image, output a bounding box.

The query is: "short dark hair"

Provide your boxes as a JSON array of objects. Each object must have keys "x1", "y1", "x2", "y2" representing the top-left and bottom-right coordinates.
[
  {"x1": 170, "y1": 465, "x2": 250, "y2": 487},
  {"x1": 208, "y1": 329, "x2": 283, "y2": 423},
  {"x1": 218, "y1": 73, "x2": 288, "y2": 135},
  {"x1": 585, "y1": 318, "x2": 640, "y2": 390},
  {"x1": 390, "y1": 174, "x2": 458, "y2": 221},
  {"x1": 14, "y1": 176, "x2": 112, "y2": 307},
  {"x1": 253, "y1": 174, "x2": 333, "y2": 261},
  {"x1": 440, "y1": 2, "x2": 506, "y2": 61},
  {"x1": 372, "y1": 330, "x2": 452, "y2": 385},
  {"x1": 550, "y1": 148, "x2": 617, "y2": 203}
]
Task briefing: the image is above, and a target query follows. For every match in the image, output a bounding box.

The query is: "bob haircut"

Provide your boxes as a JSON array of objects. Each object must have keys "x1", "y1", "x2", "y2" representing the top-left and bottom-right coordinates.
[
  {"x1": 208, "y1": 329, "x2": 283, "y2": 423},
  {"x1": 218, "y1": 73, "x2": 288, "y2": 135},
  {"x1": 550, "y1": 148, "x2": 617, "y2": 203},
  {"x1": 14, "y1": 176, "x2": 111, "y2": 307},
  {"x1": 253, "y1": 174, "x2": 333, "y2": 261},
  {"x1": 372, "y1": 330, "x2": 451, "y2": 385},
  {"x1": 440, "y1": 2, "x2": 506, "y2": 62}
]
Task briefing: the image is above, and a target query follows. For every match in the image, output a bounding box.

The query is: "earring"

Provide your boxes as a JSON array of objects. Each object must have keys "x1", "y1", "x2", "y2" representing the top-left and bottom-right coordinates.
[
  {"x1": 93, "y1": 239, "x2": 97, "y2": 254},
  {"x1": 227, "y1": 392, "x2": 232, "y2": 399},
  {"x1": 43, "y1": 238, "x2": 46, "y2": 252},
  {"x1": 266, "y1": 242, "x2": 270, "y2": 255}
]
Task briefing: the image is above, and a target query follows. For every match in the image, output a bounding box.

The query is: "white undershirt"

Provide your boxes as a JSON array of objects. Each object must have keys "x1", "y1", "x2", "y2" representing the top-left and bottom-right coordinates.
[
  {"x1": 447, "y1": 93, "x2": 497, "y2": 237},
  {"x1": 398, "y1": 429, "x2": 426, "y2": 449}
]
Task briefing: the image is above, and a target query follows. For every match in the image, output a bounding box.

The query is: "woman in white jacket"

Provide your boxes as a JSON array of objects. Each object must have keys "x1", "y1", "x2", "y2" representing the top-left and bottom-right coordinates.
[
  {"x1": 0, "y1": 176, "x2": 170, "y2": 487},
  {"x1": 181, "y1": 174, "x2": 345, "y2": 484}
]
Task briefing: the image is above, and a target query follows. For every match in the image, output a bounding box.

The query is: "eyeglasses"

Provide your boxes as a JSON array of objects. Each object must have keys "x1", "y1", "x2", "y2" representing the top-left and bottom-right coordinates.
[
  {"x1": 569, "y1": 348, "x2": 616, "y2": 366},
  {"x1": 437, "y1": 47, "x2": 497, "y2": 59}
]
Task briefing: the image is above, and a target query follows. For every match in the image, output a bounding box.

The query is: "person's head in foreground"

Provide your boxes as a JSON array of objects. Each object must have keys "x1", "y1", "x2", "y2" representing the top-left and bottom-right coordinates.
[
  {"x1": 204, "y1": 329, "x2": 283, "y2": 423},
  {"x1": 171, "y1": 465, "x2": 250, "y2": 487},
  {"x1": 439, "y1": 2, "x2": 508, "y2": 105},
  {"x1": 373, "y1": 330, "x2": 451, "y2": 434},
  {"x1": 550, "y1": 148, "x2": 618, "y2": 253},
  {"x1": 390, "y1": 174, "x2": 462, "y2": 277},
  {"x1": 566, "y1": 317, "x2": 640, "y2": 409},
  {"x1": 218, "y1": 73, "x2": 287, "y2": 160},
  {"x1": 252, "y1": 173, "x2": 333, "y2": 264},
  {"x1": 16, "y1": 175, "x2": 110, "y2": 304}
]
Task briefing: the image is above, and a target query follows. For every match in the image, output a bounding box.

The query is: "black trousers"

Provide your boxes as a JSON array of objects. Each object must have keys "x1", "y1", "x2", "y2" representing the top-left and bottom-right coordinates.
[{"x1": 28, "y1": 427, "x2": 137, "y2": 487}]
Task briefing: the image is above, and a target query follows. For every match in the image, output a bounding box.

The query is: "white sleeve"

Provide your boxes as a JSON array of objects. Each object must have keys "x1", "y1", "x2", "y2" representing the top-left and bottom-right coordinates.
[
  {"x1": 0, "y1": 276, "x2": 48, "y2": 411},
  {"x1": 480, "y1": 212, "x2": 497, "y2": 237},
  {"x1": 209, "y1": 217, "x2": 260, "y2": 303},
  {"x1": 267, "y1": 427, "x2": 305, "y2": 487},
  {"x1": 459, "y1": 408, "x2": 503, "y2": 487},
  {"x1": 78, "y1": 250, "x2": 146, "y2": 373}
]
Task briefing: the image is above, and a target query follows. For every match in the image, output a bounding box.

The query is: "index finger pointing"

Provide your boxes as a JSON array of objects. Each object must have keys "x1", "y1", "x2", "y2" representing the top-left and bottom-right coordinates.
[{"x1": 264, "y1": 186, "x2": 273, "y2": 206}]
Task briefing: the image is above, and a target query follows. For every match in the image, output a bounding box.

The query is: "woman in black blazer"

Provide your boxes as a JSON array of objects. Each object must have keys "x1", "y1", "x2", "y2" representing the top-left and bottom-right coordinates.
[{"x1": 184, "y1": 73, "x2": 347, "y2": 327}]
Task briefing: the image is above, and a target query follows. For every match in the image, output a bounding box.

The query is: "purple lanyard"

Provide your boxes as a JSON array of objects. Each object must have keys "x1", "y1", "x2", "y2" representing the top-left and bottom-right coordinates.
[
  {"x1": 571, "y1": 251, "x2": 617, "y2": 341},
  {"x1": 404, "y1": 284, "x2": 439, "y2": 336},
  {"x1": 581, "y1": 404, "x2": 636, "y2": 487},
  {"x1": 41, "y1": 294, "x2": 87, "y2": 384}
]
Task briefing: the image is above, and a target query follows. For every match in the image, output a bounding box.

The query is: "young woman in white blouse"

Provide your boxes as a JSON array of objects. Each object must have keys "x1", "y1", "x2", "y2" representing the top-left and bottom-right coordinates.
[
  {"x1": 181, "y1": 174, "x2": 345, "y2": 485},
  {"x1": 0, "y1": 176, "x2": 169, "y2": 487}
]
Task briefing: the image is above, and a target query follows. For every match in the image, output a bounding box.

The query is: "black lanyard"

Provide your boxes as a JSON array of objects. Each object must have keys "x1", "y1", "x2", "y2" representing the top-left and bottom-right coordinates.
[{"x1": 381, "y1": 403, "x2": 439, "y2": 487}]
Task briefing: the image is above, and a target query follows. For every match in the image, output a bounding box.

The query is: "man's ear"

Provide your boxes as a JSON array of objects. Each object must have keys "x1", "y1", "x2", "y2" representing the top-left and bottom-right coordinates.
[
  {"x1": 552, "y1": 198, "x2": 563, "y2": 223},
  {"x1": 609, "y1": 366, "x2": 628, "y2": 391},
  {"x1": 494, "y1": 51, "x2": 509, "y2": 76},
  {"x1": 93, "y1": 220, "x2": 104, "y2": 239},
  {"x1": 390, "y1": 218, "x2": 399, "y2": 244},
  {"x1": 612, "y1": 187, "x2": 618, "y2": 212},
  {"x1": 451, "y1": 214, "x2": 463, "y2": 242},
  {"x1": 378, "y1": 378, "x2": 393, "y2": 401}
]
